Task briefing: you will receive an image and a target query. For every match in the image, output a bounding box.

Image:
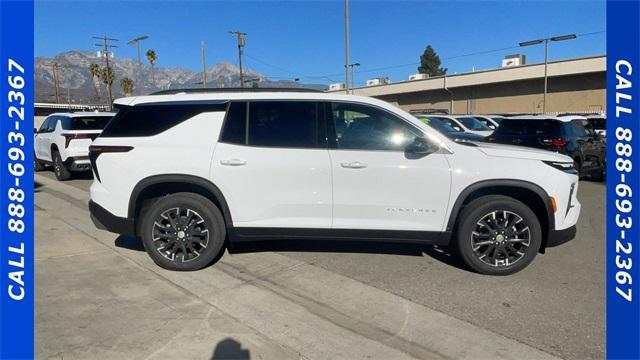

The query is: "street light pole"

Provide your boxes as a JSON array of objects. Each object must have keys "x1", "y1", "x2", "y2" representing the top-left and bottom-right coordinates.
[
  {"x1": 127, "y1": 35, "x2": 149, "y2": 95},
  {"x1": 344, "y1": 0, "x2": 350, "y2": 94},
  {"x1": 519, "y1": 33, "x2": 576, "y2": 114}
]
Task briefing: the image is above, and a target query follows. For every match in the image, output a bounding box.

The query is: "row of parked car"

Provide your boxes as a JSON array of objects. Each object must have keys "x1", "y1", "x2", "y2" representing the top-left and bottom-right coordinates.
[{"x1": 414, "y1": 113, "x2": 607, "y2": 181}]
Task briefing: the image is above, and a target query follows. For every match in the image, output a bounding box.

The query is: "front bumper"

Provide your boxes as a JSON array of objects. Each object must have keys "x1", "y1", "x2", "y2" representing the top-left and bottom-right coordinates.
[
  {"x1": 89, "y1": 200, "x2": 136, "y2": 237},
  {"x1": 546, "y1": 225, "x2": 577, "y2": 248}
]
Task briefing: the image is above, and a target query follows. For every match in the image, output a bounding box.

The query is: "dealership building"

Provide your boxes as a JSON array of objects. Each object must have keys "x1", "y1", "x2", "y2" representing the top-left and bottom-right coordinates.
[{"x1": 338, "y1": 55, "x2": 605, "y2": 115}]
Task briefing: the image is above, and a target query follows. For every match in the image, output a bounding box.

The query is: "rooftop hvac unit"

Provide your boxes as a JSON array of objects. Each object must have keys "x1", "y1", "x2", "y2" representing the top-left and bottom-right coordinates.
[
  {"x1": 501, "y1": 54, "x2": 526, "y2": 68},
  {"x1": 409, "y1": 73, "x2": 429, "y2": 81},
  {"x1": 329, "y1": 83, "x2": 347, "y2": 91},
  {"x1": 366, "y1": 77, "x2": 390, "y2": 86}
]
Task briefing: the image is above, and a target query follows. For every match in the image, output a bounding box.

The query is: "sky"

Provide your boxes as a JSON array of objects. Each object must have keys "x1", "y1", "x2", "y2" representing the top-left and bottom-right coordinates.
[{"x1": 35, "y1": 0, "x2": 606, "y2": 86}]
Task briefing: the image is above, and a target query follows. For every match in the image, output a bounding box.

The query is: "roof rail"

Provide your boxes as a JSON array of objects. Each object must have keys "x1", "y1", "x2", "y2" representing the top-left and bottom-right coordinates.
[{"x1": 151, "y1": 87, "x2": 325, "y2": 95}]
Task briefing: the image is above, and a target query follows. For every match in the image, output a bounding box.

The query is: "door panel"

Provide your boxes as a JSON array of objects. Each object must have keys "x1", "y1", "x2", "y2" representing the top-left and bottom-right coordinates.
[
  {"x1": 211, "y1": 101, "x2": 332, "y2": 229},
  {"x1": 212, "y1": 143, "x2": 332, "y2": 228},
  {"x1": 328, "y1": 101, "x2": 451, "y2": 231},
  {"x1": 330, "y1": 150, "x2": 451, "y2": 231}
]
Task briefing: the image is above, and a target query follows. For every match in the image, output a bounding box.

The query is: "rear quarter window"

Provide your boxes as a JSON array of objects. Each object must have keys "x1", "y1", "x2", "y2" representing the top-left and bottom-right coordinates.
[
  {"x1": 101, "y1": 102, "x2": 227, "y2": 137},
  {"x1": 61, "y1": 116, "x2": 112, "y2": 130}
]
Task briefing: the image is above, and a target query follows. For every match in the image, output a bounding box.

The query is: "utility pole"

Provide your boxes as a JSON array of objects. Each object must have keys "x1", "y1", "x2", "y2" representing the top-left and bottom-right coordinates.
[
  {"x1": 127, "y1": 35, "x2": 149, "y2": 95},
  {"x1": 229, "y1": 31, "x2": 247, "y2": 88},
  {"x1": 346, "y1": 62, "x2": 360, "y2": 94},
  {"x1": 45, "y1": 62, "x2": 61, "y2": 104},
  {"x1": 344, "y1": 0, "x2": 350, "y2": 94},
  {"x1": 201, "y1": 41, "x2": 207, "y2": 88},
  {"x1": 93, "y1": 35, "x2": 119, "y2": 110}
]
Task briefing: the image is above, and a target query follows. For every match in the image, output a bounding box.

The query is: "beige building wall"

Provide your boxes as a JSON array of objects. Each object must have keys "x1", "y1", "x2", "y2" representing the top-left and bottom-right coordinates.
[
  {"x1": 344, "y1": 56, "x2": 606, "y2": 115},
  {"x1": 375, "y1": 72, "x2": 605, "y2": 114}
]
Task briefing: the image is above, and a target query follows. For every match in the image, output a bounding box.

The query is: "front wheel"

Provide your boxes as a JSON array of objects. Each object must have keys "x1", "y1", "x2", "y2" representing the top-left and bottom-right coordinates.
[
  {"x1": 454, "y1": 195, "x2": 542, "y2": 275},
  {"x1": 140, "y1": 193, "x2": 226, "y2": 271}
]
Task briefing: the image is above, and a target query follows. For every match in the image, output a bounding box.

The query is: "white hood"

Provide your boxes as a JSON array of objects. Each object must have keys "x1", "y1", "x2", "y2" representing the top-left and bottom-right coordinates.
[{"x1": 472, "y1": 142, "x2": 572, "y2": 162}]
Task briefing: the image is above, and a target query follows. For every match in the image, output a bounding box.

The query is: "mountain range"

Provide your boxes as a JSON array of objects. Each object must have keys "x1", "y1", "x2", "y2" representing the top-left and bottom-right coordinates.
[{"x1": 35, "y1": 51, "x2": 326, "y2": 103}]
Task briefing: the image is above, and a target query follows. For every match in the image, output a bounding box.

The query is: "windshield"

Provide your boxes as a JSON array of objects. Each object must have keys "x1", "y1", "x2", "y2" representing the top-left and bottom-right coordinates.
[
  {"x1": 456, "y1": 117, "x2": 492, "y2": 131},
  {"x1": 415, "y1": 116, "x2": 457, "y2": 133},
  {"x1": 494, "y1": 119, "x2": 563, "y2": 137},
  {"x1": 61, "y1": 116, "x2": 112, "y2": 130}
]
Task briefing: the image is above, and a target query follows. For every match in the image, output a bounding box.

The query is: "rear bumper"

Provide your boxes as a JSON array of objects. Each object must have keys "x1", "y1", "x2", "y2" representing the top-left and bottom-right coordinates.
[
  {"x1": 546, "y1": 225, "x2": 576, "y2": 248},
  {"x1": 89, "y1": 200, "x2": 136, "y2": 237},
  {"x1": 64, "y1": 156, "x2": 91, "y2": 171}
]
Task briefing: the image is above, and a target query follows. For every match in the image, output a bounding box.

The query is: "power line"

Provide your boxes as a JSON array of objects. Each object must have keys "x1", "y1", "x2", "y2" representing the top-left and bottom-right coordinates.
[{"x1": 243, "y1": 30, "x2": 606, "y2": 84}]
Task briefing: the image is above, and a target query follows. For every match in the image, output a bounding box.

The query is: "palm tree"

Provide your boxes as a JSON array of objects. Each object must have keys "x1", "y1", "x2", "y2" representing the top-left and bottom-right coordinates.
[
  {"x1": 146, "y1": 49, "x2": 157, "y2": 87},
  {"x1": 89, "y1": 63, "x2": 101, "y2": 101},
  {"x1": 120, "y1": 77, "x2": 134, "y2": 96},
  {"x1": 101, "y1": 66, "x2": 115, "y2": 108}
]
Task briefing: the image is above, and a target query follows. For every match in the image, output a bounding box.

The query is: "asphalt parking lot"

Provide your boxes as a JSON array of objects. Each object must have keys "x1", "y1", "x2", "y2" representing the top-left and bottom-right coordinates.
[{"x1": 35, "y1": 170, "x2": 605, "y2": 360}]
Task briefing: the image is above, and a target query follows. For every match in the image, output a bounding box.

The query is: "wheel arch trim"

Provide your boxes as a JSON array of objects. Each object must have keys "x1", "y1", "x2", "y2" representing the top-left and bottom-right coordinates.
[
  {"x1": 445, "y1": 179, "x2": 555, "y2": 243},
  {"x1": 128, "y1": 174, "x2": 234, "y2": 229}
]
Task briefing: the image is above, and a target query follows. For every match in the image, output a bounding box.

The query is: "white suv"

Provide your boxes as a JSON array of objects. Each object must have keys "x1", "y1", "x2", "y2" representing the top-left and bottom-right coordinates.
[
  {"x1": 89, "y1": 89, "x2": 580, "y2": 275},
  {"x1": 35, "y1": 112, "x2": 115, "y2": 180}
]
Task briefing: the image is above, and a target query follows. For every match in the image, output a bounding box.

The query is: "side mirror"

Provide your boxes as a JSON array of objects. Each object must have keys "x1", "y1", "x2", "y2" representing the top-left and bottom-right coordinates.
[
  {"x1": 406, "y1": 137, "x2": 439, "y2": 155},
  {"x1": 34, "y1": 128, "x2": 38, "y2": 134}
]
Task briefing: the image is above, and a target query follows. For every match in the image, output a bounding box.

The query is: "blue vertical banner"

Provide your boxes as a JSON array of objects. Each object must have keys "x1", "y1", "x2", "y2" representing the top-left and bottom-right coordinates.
[
  {"x1": 607, "y1": 0, "x2": 640, "y2": 359},
  {"x1": 0, "y1": 0, "x2": 35, "y2": 359}
]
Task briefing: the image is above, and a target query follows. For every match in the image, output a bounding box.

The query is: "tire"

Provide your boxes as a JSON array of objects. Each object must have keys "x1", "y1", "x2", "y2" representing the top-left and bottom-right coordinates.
[
  {"x1": 139, "y1": 192, "x2": 226, "y2": 271},
  {"x1": 34, "y1": 154, "x2": 46, "y2": 172},
  {"x1": 52, "y1": 151, "x2": 71, "y2": 181},
  {"x1": 454, "y1": 195, "x2": 542, "y2": 275},
  {"x1": 590, "y1": 159, "x2": 606, "y2": 182}
]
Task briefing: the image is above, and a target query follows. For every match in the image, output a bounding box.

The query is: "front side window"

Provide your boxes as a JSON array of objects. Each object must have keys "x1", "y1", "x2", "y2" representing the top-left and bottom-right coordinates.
[
  {"x1": 331, "y1": 102, "x2": 421, "y2": 151},
  {"x1": 248, "y1": 101, "x2": 323, "y2": 148}
]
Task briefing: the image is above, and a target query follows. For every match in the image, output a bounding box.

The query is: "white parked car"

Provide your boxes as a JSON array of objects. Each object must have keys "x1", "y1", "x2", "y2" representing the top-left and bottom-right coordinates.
[
  {"x1": 89, "y1": 89, "x2": 580, "y2": 275},
  {"x1": 34, "y1": 112, "x2": 115, "y2": 180},
  {"x1": 428, "y1": 115, "x2": 493, "y2": 136},
  {"x1": 470, "y1": 115, "x2": 506, "y2": 130}
]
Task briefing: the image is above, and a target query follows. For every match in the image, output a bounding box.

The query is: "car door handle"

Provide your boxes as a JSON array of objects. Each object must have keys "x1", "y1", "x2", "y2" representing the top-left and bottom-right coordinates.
[
  {"x1": 511, "y1": 139, "x2": 523, "y2": 144},
  {"x1": 220, "y1": 159, "x2": 247, "y2": 166},
  {"x1": 341, "y1": 161, "x2": 368, "y2": 169}
]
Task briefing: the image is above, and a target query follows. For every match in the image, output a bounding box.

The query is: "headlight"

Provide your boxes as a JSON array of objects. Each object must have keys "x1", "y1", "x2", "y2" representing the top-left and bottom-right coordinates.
[{"x1": 543, "y1": 161, "x2": 578, "y2": 174}]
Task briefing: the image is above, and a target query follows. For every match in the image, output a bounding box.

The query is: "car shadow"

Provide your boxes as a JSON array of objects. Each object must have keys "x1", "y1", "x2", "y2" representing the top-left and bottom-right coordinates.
[
  {"x1": 230, "y1": 239, "x2": 470, "y2": 272},
  {"x1": 114, "y1": 236, "x2": 471, "y2": 272},
  {"x1": 114, "y1": 236, "x2": 145, "y2": 252}
]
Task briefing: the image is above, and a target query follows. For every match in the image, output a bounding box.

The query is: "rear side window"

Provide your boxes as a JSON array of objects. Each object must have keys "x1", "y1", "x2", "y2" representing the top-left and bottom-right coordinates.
[
  {"x1": 101, "y1": 102, "x2": 226, "y2": 137},
  {"x1": 61, "y1": 116, "x2": 112, "y2": 130},
  {"x1": 220, "y1": 102, "x2": 247, "y2": 145},
  {"x1": 494, "y1": 119, "x2": 562, "y2": 137},
  {"x1": 248, "y1": 101, "x2": 324, "y2": 148}
]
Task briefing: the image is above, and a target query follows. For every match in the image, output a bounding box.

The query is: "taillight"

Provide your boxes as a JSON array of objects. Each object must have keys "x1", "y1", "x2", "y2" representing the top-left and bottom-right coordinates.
[
  {"x1": 542, "y1": 138, "x2": 570, "y2": 148},
  {"x1": 62, "y1": 133, "x2": 93, "y2": 148},
  {"x1": 88, "y1": 145, "x2": 133, "y2": 182}
]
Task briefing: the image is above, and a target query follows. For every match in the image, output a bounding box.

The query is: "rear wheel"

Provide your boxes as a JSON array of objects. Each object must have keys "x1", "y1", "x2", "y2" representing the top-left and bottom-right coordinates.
[
  {"x1": 34, "y1": 153, "x2": 45, "y2": 172},
  {"x1": 140, "y1": 193, "x2": 226, "y2": 271},
  {"x1": 454, "y1": 195, "x2": 542, "y2": 275},
  {"x1": 52, "y1": 151, "x2": 71, "y2": 181}
]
